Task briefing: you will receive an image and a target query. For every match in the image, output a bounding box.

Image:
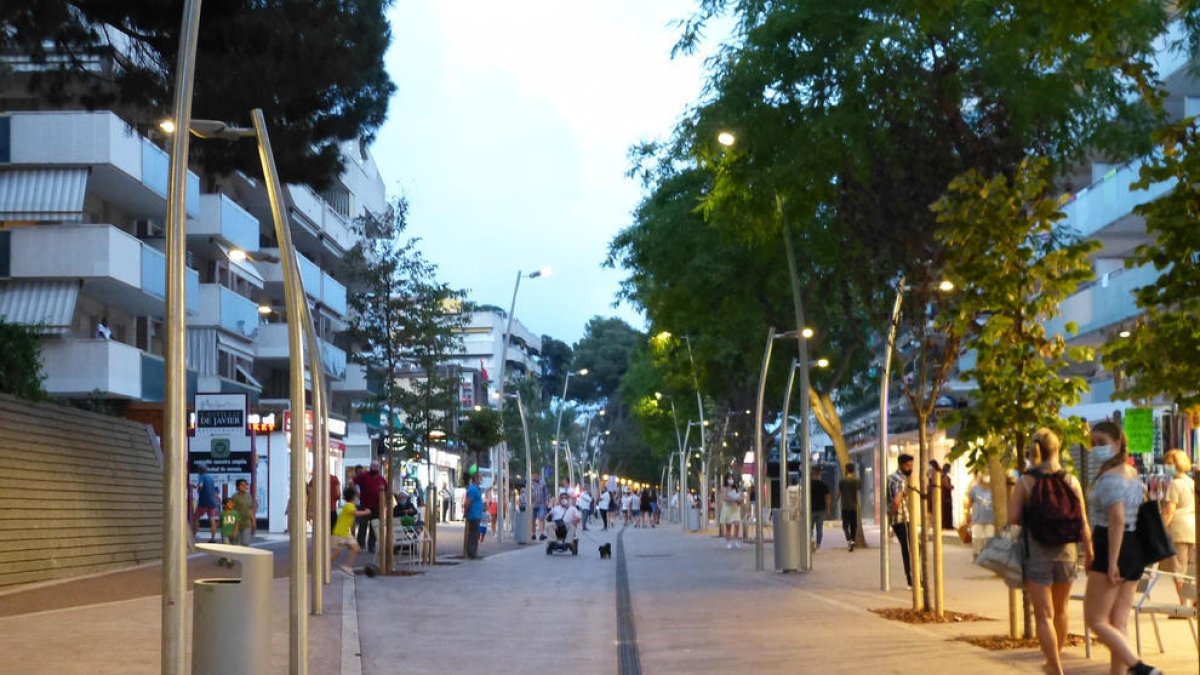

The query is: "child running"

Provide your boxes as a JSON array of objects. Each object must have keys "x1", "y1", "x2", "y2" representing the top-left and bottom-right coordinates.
[
  {"x1": 332, "y1": 486, "x2": 371, "y2": 573},
  {"x1": 217, "y1": 497, "x2": 241, "y2": 567}
]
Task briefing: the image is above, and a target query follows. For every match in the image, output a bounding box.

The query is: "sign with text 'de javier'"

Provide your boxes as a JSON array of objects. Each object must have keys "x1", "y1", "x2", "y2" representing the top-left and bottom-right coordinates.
[{"x1": 189, "y1": 393, "x2": 251, "y2": 474}]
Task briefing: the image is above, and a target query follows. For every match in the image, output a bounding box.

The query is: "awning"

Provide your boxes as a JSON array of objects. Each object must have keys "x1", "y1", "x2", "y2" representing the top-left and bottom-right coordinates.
[
  {"x1": 216, "y1": 331, "x2": 256, "y2": 360},
  {"x1": 0, "y1": 168, "x2": 89, "y2": 223},
  {"x1": 234, "y1": 363, "x2": 264, "y2": 391},
  {"x1": 0, "y1": 279, "x2": 79, "y2": 335}
]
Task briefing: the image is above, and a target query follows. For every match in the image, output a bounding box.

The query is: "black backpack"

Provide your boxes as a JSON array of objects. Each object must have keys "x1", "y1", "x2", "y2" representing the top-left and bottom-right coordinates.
[{"x1": 1025, "y1": 470, "x2": 1085, "y2": 546}]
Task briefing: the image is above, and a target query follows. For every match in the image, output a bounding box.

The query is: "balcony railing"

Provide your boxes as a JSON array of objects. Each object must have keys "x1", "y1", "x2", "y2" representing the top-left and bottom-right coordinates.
[
  {"x1": 41, "y1": 339, "x2": 143, "y2": 398},
  {"x1": 255, "y1": 322, "x2": 347, "y2": 379},
  {"x1": 194, "y1": 194, "x2": 260, "y2": 252},
  {"x1": 196, "y1": 284, "x2": 260, "y2": 339},
  {"x1": 1048, "y1": 263, "x2": 1160, "y2": 339}
]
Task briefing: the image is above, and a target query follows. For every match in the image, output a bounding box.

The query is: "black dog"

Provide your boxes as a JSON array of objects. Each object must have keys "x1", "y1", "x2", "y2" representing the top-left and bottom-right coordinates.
[{"x1": 599, "y1": 543, "x2": 612, "y2": 560}]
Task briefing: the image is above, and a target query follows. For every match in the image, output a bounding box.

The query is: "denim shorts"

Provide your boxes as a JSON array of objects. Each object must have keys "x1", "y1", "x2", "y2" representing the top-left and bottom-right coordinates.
[{"x1": 1023, "y1": 558, "x2": 1077, "y2": 586}]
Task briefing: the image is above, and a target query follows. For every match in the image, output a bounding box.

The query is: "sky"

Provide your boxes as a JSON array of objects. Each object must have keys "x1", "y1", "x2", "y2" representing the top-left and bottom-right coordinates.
[{"x1": 372, "y1": 2, "x2": 725, "y2": 345}]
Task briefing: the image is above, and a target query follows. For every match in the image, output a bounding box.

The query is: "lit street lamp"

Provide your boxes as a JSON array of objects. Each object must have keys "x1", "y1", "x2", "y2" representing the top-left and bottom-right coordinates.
[{"x1": 492, "y1": 267, "x2": 549, "y2": 543}]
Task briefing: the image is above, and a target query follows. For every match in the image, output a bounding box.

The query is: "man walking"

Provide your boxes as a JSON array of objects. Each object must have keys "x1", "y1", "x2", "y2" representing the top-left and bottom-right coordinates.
[
  {"x1": 888, "y1": 453, "x2": 915, "y2": 588},
  {"x1": 464, "y1": 472, "x2": 484, "y2": 559},
  {"x1": 191, "y1": 465, "x2": 219, "y2": 542},
  {"x1": 530, "y1": 474, "x2": 549, "y2": 540},
  {"x1": 353, "y1": 460, "x2": 388, "y2": 553},
  {"x1": 439, "y1": 482, "x2": 452, "y2": 522},
  {"x1": 810, "y1": 467, "x2": 831, "y2": 551},
  {"x1": 838, "y1": 463, "x2": 861, "y2": 551}
]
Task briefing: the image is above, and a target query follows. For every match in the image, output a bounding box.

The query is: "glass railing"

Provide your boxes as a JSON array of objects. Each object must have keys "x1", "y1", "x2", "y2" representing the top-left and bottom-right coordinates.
[
  {"x1": 298, "y1": 253, "x2": 322, "y2": 300},
  {"x1": 322, "y1": 272, "x2": 347, "y2": 316},
  {"x1": 219, "y1": 286, "x2": 261, "y2": 339},
  {"x1": 140, "y1": 139, "x2": 199, "y2": 217},
  {"x1": 1048, "y1": 263, "x2": 1159, "y2": 337},
  {"x1": 321, "y1": 340, "x2": 347, "y2": 380},
  {"x1": 218, "y1": 194, "x2": 260, "y2": 252},
  {"x1": 141, "y1": 245, "x2": 166, "y2": 298}
]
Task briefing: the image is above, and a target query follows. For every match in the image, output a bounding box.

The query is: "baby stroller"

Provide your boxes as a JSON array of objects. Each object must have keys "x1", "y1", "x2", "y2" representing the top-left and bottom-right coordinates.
[{"x1": 545, "y1": 519, "x2": 578, "y2": 556}]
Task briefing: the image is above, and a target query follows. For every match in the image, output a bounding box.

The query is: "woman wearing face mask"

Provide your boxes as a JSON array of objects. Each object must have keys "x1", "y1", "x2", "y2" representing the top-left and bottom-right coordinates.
[
  {"x1": 1160, "y1": 448, "x2": 1195, "y2": 606},
  {"x1": 1083, "y1": 420, "x2": 1159, "y2": 675}
]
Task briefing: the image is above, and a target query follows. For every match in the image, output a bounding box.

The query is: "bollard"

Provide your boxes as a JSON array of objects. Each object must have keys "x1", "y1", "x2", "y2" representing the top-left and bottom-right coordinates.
[{"x1": 193, "y1": 543, "x2": 273, "y2": 675}]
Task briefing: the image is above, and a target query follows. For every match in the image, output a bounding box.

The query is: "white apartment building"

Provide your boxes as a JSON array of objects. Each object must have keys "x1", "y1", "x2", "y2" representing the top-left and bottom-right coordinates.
[
  {"x1": 448, "y1": 307, "x2": 543, "y2": 408},
  {"x1": 0, "y1": 109, "x2": 389, "y2": 531}
]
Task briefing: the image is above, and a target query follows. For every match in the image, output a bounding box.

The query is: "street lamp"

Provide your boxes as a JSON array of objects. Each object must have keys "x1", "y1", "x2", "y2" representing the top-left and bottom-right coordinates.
[
  {"x1": 681, "y1": 419, "x2": 708, "y2": 531},
  {"x1": 552, "y1": 367, "x2": 589, "y2": 492},
  {"x1": 777, "y1": 356, "x2": 830, "y2": 572},
  {"x1": 492, "y1": 267, "x2": 549, "y2": 543},
  {"x1": 654, "y1": 332, "x2": 708, "y2": 529},
  {"x1": 753, "y1": 327, "x2": 805, "y2": 571}
]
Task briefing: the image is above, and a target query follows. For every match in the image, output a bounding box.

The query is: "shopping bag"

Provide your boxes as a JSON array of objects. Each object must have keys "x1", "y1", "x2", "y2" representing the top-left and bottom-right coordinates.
[
  {"x1": 975, "y1": 525, "x2": 1023, "y2": 589},
  {"x1": 1137, "y1": 500, "x2": 1176, "y2": 565},
  {"x1": 956, "y1": 523, "x2": 972, "y2": 545}
]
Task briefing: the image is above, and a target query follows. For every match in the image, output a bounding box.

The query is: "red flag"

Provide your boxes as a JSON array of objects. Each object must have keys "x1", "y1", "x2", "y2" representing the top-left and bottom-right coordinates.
[{"x1": 480, "y1": 360, "x2": 489, "y2": 383}]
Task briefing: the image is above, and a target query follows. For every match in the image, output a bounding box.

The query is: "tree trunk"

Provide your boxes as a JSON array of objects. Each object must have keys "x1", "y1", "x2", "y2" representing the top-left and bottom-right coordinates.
[
  {"x1": 989, "y1": 452, "x2": 1020, "y2": 639},
  {"x1": 917, "y1": 417, "x2": 932, "y2": 612},
  {"x1": 811, "y1": 390, "x2": 868, "y2": 548}
]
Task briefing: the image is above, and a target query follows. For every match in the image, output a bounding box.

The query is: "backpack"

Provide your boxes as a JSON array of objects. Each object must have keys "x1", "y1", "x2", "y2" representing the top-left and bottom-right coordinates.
[{"x1": 1025, "y1": 470, "x2": 1084, "y2": 546}]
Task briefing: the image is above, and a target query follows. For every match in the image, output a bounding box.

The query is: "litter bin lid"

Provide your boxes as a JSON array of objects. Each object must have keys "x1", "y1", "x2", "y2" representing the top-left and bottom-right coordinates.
[{"x1": 196, "y1": 543, "x2": 272, "y2": 558}]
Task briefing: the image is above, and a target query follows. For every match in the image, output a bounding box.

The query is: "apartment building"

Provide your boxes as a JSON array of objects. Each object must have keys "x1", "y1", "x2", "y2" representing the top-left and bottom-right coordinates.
[
  {"x1": 448, "y1": 307, "x2": 544, "y2": 408},
  {"x1": 0, "y1": 108, "x2": 388, "y2": 530}
]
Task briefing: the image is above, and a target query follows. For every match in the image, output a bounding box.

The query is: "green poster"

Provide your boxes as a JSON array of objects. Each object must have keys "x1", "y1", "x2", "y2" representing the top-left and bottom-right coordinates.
[{"x1": 1124, "y1": 408, "x2": 1154, "y2": 455}]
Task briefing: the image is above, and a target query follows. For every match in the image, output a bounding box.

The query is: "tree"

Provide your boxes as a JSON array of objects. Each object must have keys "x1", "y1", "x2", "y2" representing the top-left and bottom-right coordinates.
[
  {"x1": 458, "y1": 408, "x2": 503, "y2": 476},
  {"x1": 0, "y1": 321, "x2": 46, "y2": 401},
  {"x1": 1103, "y1": 117, "x2": 1200, "y2": 410},
  {"x1": 937, "y1": 158, "x2": 1098, "y2": 508},
  {"x1": 569, "y1": 317, "x2": 644, "y2": 403},
  {"x1": 1, "y1": 0, "x2": 395, "y2": 188},
  {"x1": 537, "y1": 335, "x2": 573, "y2": 403}
]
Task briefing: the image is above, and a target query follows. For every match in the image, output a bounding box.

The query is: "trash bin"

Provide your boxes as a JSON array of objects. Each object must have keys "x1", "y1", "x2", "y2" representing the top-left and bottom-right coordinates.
[
  {"x1": 687, "y1": 507, "x2": 701, "y2": 531},
  {"x1": 772, "y1": 510, "x2": 803, "y2": 572},
  {"x1": 193, "y1": 543, "x2": 273, "y2": 675},
  {"x1": 514, "y1": 508, "x2": 530, "y2": 544}
]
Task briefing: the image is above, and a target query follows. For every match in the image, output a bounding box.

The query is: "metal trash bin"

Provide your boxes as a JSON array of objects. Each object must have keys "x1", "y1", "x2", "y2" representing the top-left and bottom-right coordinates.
[
  {"x1": 193, "y1": 543, "x2": 273, "y2": 675},
  {"x1": 514, "y1": 508, "x2": 530, "y2": 544},
  {"x1": 687, "y1": 507, "x2": 701, "y2": 531},
  {"x1": 772, "y1": 510, "x2": 803, "y2": 572}
]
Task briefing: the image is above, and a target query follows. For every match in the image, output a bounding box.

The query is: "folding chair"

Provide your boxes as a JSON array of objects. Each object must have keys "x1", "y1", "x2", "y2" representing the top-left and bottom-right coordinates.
[{"x1": 1134, "y1": 569, "x2": 1198, "y2": 656}]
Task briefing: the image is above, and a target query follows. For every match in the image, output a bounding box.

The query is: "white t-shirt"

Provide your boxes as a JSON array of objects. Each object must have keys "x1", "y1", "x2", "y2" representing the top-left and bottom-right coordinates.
[
  {"x1": 621, "y1": 494, "x2": 632, "y2": 511},
  {"x1": 548, "y1": 503, "x2": 580, "y2": 525},
  {"x1": 597, "y1": 492, "x2": 611, "y2": 509},
  {"x1": 631, "y1": 494, "x2": 641, "y2": 511},
  {"x1": 578, "y1": 492, "x2": 594, "y2": 510}
]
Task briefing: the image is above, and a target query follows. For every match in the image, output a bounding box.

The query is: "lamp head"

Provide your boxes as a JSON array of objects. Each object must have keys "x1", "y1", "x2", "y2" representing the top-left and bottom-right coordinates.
[
  {"x1": 937, "y1": 280, "x2": 955, "y2": 292},
  {"x1": 577, "y1": 368, "x2": 589, "y2": 376},
  {"x1": 716, "y1": 130, "x2": 736, "y2": 147}
]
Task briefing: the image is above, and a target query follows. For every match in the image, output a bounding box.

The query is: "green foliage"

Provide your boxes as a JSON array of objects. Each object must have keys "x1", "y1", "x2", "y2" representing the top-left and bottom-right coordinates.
[
  {"x1": 569, "y1": 317, "x2": 644, "y2": 403},
  {"x1": 0, "y1": 321, "x2": 46, "y2": 401},
  {"x1": 537, "y1": 335, "x2": 574, "y2": 402},
  {"x1": 344, "y1": 198, "x2": 467, "y2": 460},
  {"x1": 1, "y1": 0, "x2": 395, "y2": 188},
  {"x1": 1103, "y1": 117, "x2": 1200, "y2": 408},
  {"x1": 934, "y1": 158, "x2": 1100, "y2": 463},
  {"x1": 459, "y1": 408, "x2": 504, "y2": 456}
]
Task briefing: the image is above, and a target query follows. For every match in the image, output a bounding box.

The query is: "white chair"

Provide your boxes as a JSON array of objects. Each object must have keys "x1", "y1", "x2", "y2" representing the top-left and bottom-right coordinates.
[{"x1": 1134, "y1": 569, "x2": 1198, "y2": 656}]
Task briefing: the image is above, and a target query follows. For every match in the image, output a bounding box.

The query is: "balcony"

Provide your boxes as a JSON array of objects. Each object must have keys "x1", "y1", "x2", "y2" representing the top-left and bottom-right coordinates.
[
  {"x1": 4, "y1": 111, "x2": 200, "y2": 219},
  {"x1": 1062, "y1": 158, "x2": 1176, "y2": 240},
  {"x1": 287, "y1": 184, "x2": 355, "y2": 255},
  {"x1": 1047, "y1": 263, "x2": 1159, "y2": 341},
  {"x1": 196, "y1": 284, "x2": 261, "y2": 340},
  {"x1": 41, "y1": 339, "x2": 143, "y2": 398},
  {"x1": 332, "y1": 362, "x2": 371, "y2": 394},
  {"x1": 193, "y1": 194, "x2": 260, "y2": 253},
  {"x1": 255, "y1": 322, "x2": 348, "y2": 380},
  {"x1": 255, "y1": 248, "x2": 348, "y2": 318},
  {"x1": 7, "y1": 224, "x2": 199, "y2": 317}
]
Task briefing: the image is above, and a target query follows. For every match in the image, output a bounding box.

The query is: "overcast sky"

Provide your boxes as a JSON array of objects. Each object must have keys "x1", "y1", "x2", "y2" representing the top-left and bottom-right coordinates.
[{"x1": 372, "y1": 2, "x2": 724, "y2": 345}]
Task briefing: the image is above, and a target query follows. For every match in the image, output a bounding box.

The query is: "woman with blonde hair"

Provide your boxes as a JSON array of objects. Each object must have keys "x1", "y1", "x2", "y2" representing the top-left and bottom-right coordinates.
[
  {"x1": 1083, "y1": 420, "x2": 1160, "y2": 675},
  {"x1": 1161, "y1": 448, "x2": 1195, "y2": 605},
  {"x1": 1009, "y1": 428, "x2": 1089, "y2": 675}
]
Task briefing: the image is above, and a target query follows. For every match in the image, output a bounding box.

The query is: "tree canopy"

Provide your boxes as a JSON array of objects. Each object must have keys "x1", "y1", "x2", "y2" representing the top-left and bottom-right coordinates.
[{"x1": 2, "y1": 0, "x2": 395, "y2": 188}]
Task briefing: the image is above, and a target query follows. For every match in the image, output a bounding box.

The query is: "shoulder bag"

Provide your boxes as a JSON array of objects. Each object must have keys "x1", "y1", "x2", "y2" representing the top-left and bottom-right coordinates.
[
  {"x1": 975, "y1": 525, "x2": 1024, "y2": 589},
  {"x1": 1137, "y1": 499, "x2": 1176, "y2": 564}
]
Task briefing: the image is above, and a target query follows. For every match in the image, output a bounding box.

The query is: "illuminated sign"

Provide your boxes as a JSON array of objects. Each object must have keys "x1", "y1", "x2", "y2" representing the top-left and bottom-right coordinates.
[{"x1": 283, "y1": 410, "x2": 347, "y2": 438}]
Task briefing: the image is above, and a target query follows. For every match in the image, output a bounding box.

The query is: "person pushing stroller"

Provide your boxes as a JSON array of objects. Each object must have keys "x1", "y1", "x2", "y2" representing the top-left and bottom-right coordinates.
[{"x1": 545, "y1": 494, "x2": 582, "y2": 555}]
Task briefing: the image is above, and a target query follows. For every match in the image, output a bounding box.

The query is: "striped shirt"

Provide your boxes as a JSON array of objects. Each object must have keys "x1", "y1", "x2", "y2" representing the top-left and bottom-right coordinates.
[
  {"x1": 888, "y1": 471, "x2": 911, "y2": 524},
  {"x1": 530, "y1": 481, "x2": 549, "y2": 510}
]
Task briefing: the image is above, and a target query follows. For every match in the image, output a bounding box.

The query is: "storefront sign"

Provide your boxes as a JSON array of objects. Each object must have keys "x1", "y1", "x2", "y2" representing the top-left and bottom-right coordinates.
[
  {"x1": 283, "y1": 410, "x2": 348, "y2": 438},
  {"x1": 189, "y1": 392, "x2": 252, "y2": 474},
  {"x1": 1124, "y1": 407, "x2": 1155, "y2": 455}
]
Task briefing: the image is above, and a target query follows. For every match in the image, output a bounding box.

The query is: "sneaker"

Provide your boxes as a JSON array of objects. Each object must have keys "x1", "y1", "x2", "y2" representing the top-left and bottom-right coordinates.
[
  {"x1": 1129, "y1": 662, "x2": 1162, "y2": 675},
  {"x1": 726, "y1": 542, "x2": 733, "y2": 549},
  {"x1": 734, "y1": 541, "x2": 742, "y2": 549}
]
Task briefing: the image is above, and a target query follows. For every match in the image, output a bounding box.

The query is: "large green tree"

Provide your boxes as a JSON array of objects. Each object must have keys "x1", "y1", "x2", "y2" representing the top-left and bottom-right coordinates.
[
  {"x1": 1104, "y1": 117, "x2": 1200, "y2": 410},
  {"x1": 1, "y1": 0, "x2": 394, "y2": 187}
]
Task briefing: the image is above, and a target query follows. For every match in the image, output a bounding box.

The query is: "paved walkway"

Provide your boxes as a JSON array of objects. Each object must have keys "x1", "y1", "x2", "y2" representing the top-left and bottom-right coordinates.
[{"x1": 2, "y1": 518, "x2": 1199, "y2": 673}]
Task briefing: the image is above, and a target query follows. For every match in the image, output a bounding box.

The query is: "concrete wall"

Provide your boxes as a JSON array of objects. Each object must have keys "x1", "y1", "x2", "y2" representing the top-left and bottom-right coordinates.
[{"x1": 0, "y1": 394, "x2": 161, "y2": 588}]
